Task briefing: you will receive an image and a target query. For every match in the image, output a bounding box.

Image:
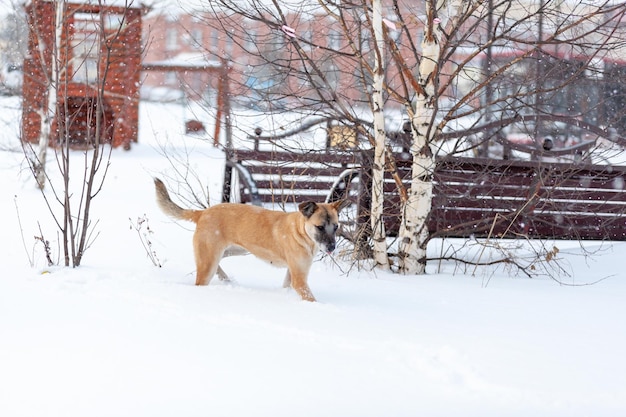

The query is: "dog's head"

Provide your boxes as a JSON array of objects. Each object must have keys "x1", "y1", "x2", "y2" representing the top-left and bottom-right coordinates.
[{"x1": 299, "y1": 200, "x2": 349, "y2": 254}]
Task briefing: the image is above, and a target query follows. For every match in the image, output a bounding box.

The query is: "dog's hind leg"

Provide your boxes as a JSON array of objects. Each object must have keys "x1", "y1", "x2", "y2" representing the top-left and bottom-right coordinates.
[
  {"x1": 282, "y1": 271, "x2": 291, "y2": 288},
  {"x1": 217, "y1": 246, "x2": 246, "y2": 283},
  {"x1": 193, "y1": 234, "x2": 223, "y2": 286},
  {"x1": 195, "y1": 253, "x2": 221, "y2": 286},
  {"x1": 217, "y1": 266, "x2": 231, "y2": 282}
]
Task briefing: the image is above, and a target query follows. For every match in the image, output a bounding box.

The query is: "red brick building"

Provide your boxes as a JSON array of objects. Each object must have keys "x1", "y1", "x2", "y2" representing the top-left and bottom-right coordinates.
[
  {"x1": 141, "y1": 11, "x2": 231, "y2": 101},
  {"x1": 22, "y1": 0, "x2": 144, "y2": 149},
  {"x1": 140, "y1": 5, "x2": 430, "y2": 108}
]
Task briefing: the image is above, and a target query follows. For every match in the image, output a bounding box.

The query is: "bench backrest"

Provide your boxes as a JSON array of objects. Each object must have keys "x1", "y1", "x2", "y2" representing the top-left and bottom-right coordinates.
[
  {"x1": 370, "y1": 157, "x2": 626, "y2": 240},
  {"x1": 230, "y1": 149, "x2": 360, "y2": 206}
]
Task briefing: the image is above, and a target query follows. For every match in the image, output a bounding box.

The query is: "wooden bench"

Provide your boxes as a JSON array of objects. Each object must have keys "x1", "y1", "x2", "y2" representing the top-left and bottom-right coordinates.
[
  {"x1": 358, "y1": 155, "x2": 626, "y2": 241},
  {"x1": 225, "y1": 146, "x2": 626, "y2": 241}
]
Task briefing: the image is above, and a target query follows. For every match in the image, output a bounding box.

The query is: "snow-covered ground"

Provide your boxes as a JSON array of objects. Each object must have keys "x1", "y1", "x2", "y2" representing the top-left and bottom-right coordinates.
[{"x1": 1, "y1": 96, "x2": 625, "y2": 416}]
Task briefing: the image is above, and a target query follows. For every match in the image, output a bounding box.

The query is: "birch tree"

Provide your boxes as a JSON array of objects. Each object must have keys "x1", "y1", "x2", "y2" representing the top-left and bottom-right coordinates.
[
  {"x1": 33, "y1": 0, "x2": 65, "y2": 189},
  {"x1": 371, "y1": 0, "x2": 391, "y2": 270},
  {"x1": 397, "y1": 0, "x2": 466, "y2": 273}
]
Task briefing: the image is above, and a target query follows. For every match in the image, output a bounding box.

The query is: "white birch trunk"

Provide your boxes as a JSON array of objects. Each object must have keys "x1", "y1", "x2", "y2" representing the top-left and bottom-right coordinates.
[
  {"x1": 370, "y1": 0, "x2": 390, "y2": 270},
  {"x1": 398, "y1": 0, "x2": 464, "y2": 274},
  {"x1": 36, "y1": 0, "x2": 64, "y2": 189}
]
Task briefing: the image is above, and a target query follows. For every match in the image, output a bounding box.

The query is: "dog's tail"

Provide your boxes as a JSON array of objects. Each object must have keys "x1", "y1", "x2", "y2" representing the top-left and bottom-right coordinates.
[{"x1": 154, "y1": 178, "x2": 202, "y2": 223}]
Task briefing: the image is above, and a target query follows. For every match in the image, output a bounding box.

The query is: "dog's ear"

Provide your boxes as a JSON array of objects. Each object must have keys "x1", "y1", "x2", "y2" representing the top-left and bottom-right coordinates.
[
  {"x1": 330, "y1": 199, "x2": 351, "y2": 213},
  {"x1": 298, "y1": 201, "x2": 319, "y2": 218}
]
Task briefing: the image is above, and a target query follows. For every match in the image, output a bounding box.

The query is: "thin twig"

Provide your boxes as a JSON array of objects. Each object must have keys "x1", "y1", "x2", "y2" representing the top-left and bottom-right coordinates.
[{"x1": 14, "y1": 196, "x2": 34, "y2": 267}]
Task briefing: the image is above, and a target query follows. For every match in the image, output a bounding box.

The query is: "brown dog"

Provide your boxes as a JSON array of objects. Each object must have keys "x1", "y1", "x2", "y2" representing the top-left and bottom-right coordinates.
[{"x1": 154, "y1": 178, "x2": 347, "y2": 301}]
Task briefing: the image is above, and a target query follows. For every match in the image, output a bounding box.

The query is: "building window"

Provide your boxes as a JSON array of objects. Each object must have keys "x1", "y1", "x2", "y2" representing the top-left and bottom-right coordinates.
[
  {"x1": 164, "y1": 71, "x2": 177, "y2": 86},
  {"x1": 328, "y1": 29, "x2": 341, "y2": 50},
  {"x1": 246, "y1": 30, "x2": 257, "y2": 52},
  {"x1": 190, "y1": 28, "x2": 203, "y2": 49},
  {"x1": 104, "y1": 13, "x2": 124, "y2": 31},
  {"x1": 71, "y1": 12, "x2": 100, "y2": 85},
  {"x1": 326, "y1": 63, "x2": 339, "y2": 90},
  {"x1": 209, "y1": 30, "x2": 219, "y2": 50},
  {"x1": 301, "y1": 29, "x2": 312, "y2": 50},
  {"x1": 360, "y1": 28, "x2": 371, "y2": 52},
  {"x1": 165, "y1": 28, "x2": 178, "y2": 51},
  {"x1": 225, "y1": 36, "x2": 233, "y2": 57}
]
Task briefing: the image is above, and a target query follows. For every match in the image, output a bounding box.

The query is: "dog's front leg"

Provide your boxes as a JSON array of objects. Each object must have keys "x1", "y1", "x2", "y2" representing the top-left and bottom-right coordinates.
[{"x1": 288, "y1": 263, "x2": 316, "y2": 302}]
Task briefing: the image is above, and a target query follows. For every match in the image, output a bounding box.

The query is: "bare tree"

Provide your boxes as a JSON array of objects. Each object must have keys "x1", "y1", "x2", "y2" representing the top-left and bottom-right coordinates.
[
  {"x1": 21, "y1": 0, "x2": 140, "y2": 267},
  {"x1": 203, "y1": 0, "x2": 626, "y2": 273}
]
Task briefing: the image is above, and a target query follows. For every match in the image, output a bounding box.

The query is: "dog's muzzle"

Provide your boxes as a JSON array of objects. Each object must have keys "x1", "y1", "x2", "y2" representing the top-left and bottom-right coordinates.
[{"x1": 325, "y1": 242, "x2": 336, "y2": 254}]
